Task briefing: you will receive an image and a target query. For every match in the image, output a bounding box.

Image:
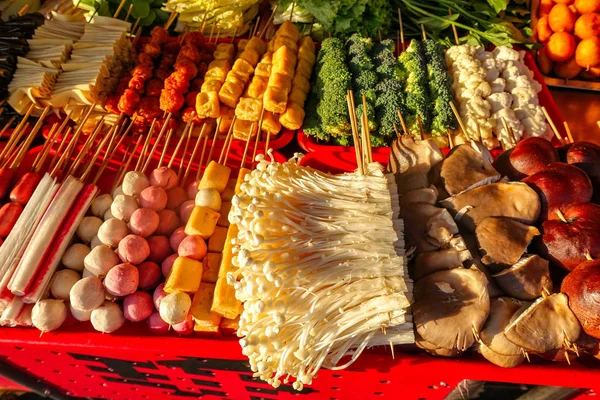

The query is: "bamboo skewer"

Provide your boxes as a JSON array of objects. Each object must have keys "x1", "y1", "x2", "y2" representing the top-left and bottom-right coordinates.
[
  {"x1": 563, "y1": 121, "x2": 574, "y2": 144},
  {"x1": 165, "y1": 12, "x2": 178, "y2": 30},
  {"x1": 136, "y1": 123, "x2": 155, "y2": 172},
  {"x1": 398, "y1": 9, "x2": 405, "y2": 52},
  {"x1": 347, "y1": 91, "x2": 363, "y2": 175},
  {"x1": 185, "y1": 123, "x2": 207, "y2": 184},
  {"x1": 168, "y1": 119, "x2": 193, "y2": 169},
  {"x1": 178, "y1": 122, "x2": 194, "y2": 181},
  {"x1": 449, "y1": 101, "x2": 471, "y2": 142},
  {"x1": 361, "y1": 94, "x2": 373, "y2": 164},
  {"x1": 157, "y1": 129, "x2": 174, "y2": 168},
  {"x1": 124, "y1": 4, "x2": 133, "y2": 22},
  {"x1": 219, "y1": 119, "x2": 236, "y2": 165},
  {"x1": 542, "y1": 106, "x2": 565, "y2": 146},
  {"x1": 449, "y1": 9, "x2": 460, "y2": 45},
  {"x1": 259, "y1": 5, "x2": 278, "y2": 39},
  {"x1": 206, "y1": 118, "x2": 223, "y2": 165},
  {"x1": 113, "y1": 0, "x2": 126, "y2": 18},
  {"x1": 240, "y1": 124, "x2": 254, "y2": 169},
  {"x1": 195, "y1": 134, "x2": 210, "y2": 181},
  {"x1": 397, "y1": 109, "x2": 409, "y2": 136},
  {"x1": 420, "y1": 24, "x2": 427, "y2": 40}
]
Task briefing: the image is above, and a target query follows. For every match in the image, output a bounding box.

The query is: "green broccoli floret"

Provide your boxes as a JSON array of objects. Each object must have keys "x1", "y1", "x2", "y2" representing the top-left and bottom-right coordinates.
[
  {"x1": 424, "y1": 39, "x2": 457, "y2": 136},
  {"x1": 375, "y1": 79, "x2": 406, "y2": 140},
  {"x1": 397, "y1": 40, "x2": 432, "y2": 136}
]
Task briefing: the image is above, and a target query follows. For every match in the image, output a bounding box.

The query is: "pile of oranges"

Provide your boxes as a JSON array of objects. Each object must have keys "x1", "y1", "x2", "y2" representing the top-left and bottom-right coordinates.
[{"x1": 536, "y1": 0, "x2": 600, "y2": 79}]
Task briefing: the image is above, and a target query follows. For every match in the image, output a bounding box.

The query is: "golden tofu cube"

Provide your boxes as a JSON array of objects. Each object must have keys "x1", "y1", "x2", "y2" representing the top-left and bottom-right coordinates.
[
  {"x1": 299, "y1": 36, "x2": 316, "y2": 53},
  {"x1": 218, "y1": 80, "x2": 244, "y2": 108},
  {"x1": 208, "y1": 226, "x2": 228, "y2": 253},
  {"x1": 165, "y1": 256, "x2": 203, "y2": 294},
  {"x1": 268, "y1": 73, "x2": 292, "y2": 93},
  {"x1": 272, "y1": 59, "x2": 295, "y2": 79},
  {"x1": 261, "y1": 111, "x2": 282, "y2": 133},
  {"x1": 245, "y1": 37, "x2": 267, "y2": 55},
  {"x1": 260, "y1": 52, "x2": 273, "y2": 64},
  {"x1": 191, "y1": 282, "x2": 222, "y2": 333},
  {"x1": 296, "y1": 59, "x2": 314, "y2": 80},
  {"x1": 239, "y1": 48, "x2": 260, "y2": 66},
  {"x1": 200, "y1": 79, "x2": 222, "y2": 93},
  {"x1": 225, "y1": 72, "x2": 245, "y2": 88},
  {"x1": 297, "y1": 46, "x2": 316, "y2": 66},
  {"x1": 196, "y1": 91, "x2": 221, "y2": 119},
  {"x1": 218, "y1": 224, "x2": 239, "y2": 278},
  {"x1": 273, "y1": 45, "x2": 297, "y2": 67},
  {"x1": 221, "y1": 178, "x2": 237, "y2": 202},
  {"x1": 218, "y1": 105, "x2": 235, "y2": 134},
  {"x1": 247, "y1": 76, "x2": 268, "y2": 98},
  {"x1": 214, "y1": 43, "x2": 235, "y2": 60},
  {"x1": 267, "y1": 39, "x2": 274, "y2": 52},
  {"x1": 292, "y1": 74, "x2": 310, "y2": 94},
  {"x1": 232, "y1": 58, "x2": 254, "y2": 82},
  {"x1": 218, "y1": 201, "x2": 231, "y2": 227},
  {"x1": 264, "y1": 87, "x2": 289, "y2": 113},
  {"x1": 204, "y1": 67, "x2": 228, "y2": 82},
  {"x1": 280, "y1": 102, "x2": 305, "y2": 130},
  {"x1": 237, "y1": 39, "x2": 248, "y2": 52},
  {"x1": 185, "y1": 206, "x2": 220, "y2": 239},
  {"x1": 233, "y1": 119, "x2": 255, "y2": 140},
  {"x1": 200, "y1": 161, "x2": 232, "y2": 193},
  {"x1": 289, "y1": 86, "x2": 308, "y2": 107},
  {"x1": 275, "y1": 21, "x2": 300, "y2": 42},
  {"x1": 217, "y1": 43, "x2": 235, "y2": 52},
  {"x1": 202, "y1": 252, "x2": 222, "y2": 283},
  {"x1": 235, "y1": 97, "x2": 262, "y2": 121},
  {"x1": 234, "y1": 168, "x2": 251, "y2": 194},
  {"x1": 254, "y1": 62, "x2": 272, "y2": 78},
  {"x1": 211, "y1": 277, "x2": 241, "y2": 319},
  {"x1": 208, "y1": 58, "x2": 231, "y2": 71},
  {"x1": 273, "y1": 36, "x2": 298, "y2": 53},
  {"x1": 220, "y1": 316, "x2": 239, "y2": 335}
]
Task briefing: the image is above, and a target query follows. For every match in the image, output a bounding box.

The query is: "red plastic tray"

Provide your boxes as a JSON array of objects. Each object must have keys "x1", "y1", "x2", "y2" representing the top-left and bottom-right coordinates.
[{"x1": 297, "y1": 48, "x2": 567, "y2": 170}]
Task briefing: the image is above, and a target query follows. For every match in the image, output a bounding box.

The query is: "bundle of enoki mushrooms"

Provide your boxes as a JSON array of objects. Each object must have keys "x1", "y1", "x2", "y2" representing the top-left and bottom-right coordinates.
[{"x1": 228, "y1": 151, "x2": 413, "y2": 390}]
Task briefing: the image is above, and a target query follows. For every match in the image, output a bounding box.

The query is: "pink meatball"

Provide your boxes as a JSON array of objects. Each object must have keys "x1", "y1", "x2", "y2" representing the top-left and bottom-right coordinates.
[
  {"x1": 187, "y1": 181, "x2": 200, "y2": 200},
  {"x1": 179, "y1": 200, "x2": 195, "y2": 224},
  {"x1": 172, "y1": 312, "x2": 194, "y2": 336},
  {"x1": 104, "y1": 263, "x2": 139, "y2": 296},
  {"x1": 147, "y1": 235, "x2": 172, "y2": 264},
  {"x1": 153, "y1": 283, "x2": 167, "y2": 309},
  {"x1": 137, "y1": 261, "x2": 161, "y2": 290},
  {"x1": 123, "y1": 291, "x2": 153, "y2": 322},
  {"x1": 147, "y1": 311, "x2": 169, "y2": 335},
  {"x1": 129, "y1": 208, "x2": 159, "y2": 237},
  {"x1": 118, "y1": 235, "x2": 150, "y2": 265},
  {"x1": 167, "y1": 186, "x2": 188, "y2": 210},
  {"x1": 170, "y1": 227, "x2": 187, "y2": 252},
  {"x1": 156, "y1": 209, "x2": 180, "y2": 236},
  {"x1": 161, "y1": 253, "x2": 178, "y2": 277},
  {"x1": 178, "y1": 235, "x2": 207, "y2": 261},
  {"x1": 150, "y1": 167, "x2": 178, "y2": 189},
  {"x1": 139, "y1": 186, "x2": 168, "y2": 211}
]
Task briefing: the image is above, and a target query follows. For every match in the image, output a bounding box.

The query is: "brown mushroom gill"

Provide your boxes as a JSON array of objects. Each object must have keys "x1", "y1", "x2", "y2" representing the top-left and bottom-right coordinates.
[
  {"x1": 389, "y1": 135, "x2": 444, "y2": 195},
  {"x1": 493, "y1": 255, "x2": 552, "y2": 300}
]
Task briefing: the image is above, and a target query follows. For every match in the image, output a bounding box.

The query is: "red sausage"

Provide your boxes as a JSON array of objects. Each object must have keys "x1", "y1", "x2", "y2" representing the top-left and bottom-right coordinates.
[
  {"x1": 0, "y1": 202, "x2": 23, "y2": 237},
  {"x1": 9, "y1": 172, "x2": 42, "y2": 205},
  {"x1": 0, "y1": 168, "x2": 16, "y2": 200}
]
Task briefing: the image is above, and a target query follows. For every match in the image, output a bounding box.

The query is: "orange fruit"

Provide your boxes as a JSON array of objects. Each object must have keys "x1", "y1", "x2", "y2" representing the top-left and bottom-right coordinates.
[
  {"x1": 549, "y1": 4, "x2": 577, "y2": 31},
  {"x1": 579, "y1": 66, "x2": 600, "y2": 78},
  {"x1": 574, "y1": 13, "x2": 600, "y2": 39},
  {"x1": 538, "y1": 47, "x2": 554, "y2": 74},
  {"x1": 575, "y1": 36, "x2": 600, "y2": 67},
  {"x1": 574, "y1": 0, "x2": 600, "y2": 14},
  {"x1": 538, "y1": 16, "x2": 554, "y2": 42},
  {"x1": 554, "y1": 0, "x2": 574, "y2": 4},
  {"x1": 540, "y1": 0, "x2": 555, "y2": 16},
  {"x1": 547, "y1": 32, "x2": 577, "y2": 61},
  {"x1": 554, "y1": 56, "x2": 583, "y2": 78}
]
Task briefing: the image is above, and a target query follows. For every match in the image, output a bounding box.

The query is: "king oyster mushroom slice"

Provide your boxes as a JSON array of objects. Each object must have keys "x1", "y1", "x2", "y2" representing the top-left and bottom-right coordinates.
[
  {"x1": 439, "y1": 182, "x2": 542, "y2": 232},
  {"x1": 440, "y1": 144, "x2": 501, "y2": 196},
  {"x1": 504, "y1": 293, "x2": 581, "y2": 354},
  {"x1": 475, "y1": 217, "x2": 540, "y2": 271},
  {"x1": 493, "y1": 255, "x2": 552, "y2": 300},
  {"x1": 413, "y1": 268, "x2": 490, "y2": 352},
  {"x1": 401, "y1": 186, "x2": 439, "y2": 207},
  {"x1": 477, "y1": 297, "x2": 525, "y2": 368},
  {"x1": 415, "y1": 331, "x2": 463, "y2": 358},
  {"x1": 413, "y1": 249, "x2": 472, "y2": 281},
  {"x1": 389, "y1": 135, "x2": 444, "y2": 195}
]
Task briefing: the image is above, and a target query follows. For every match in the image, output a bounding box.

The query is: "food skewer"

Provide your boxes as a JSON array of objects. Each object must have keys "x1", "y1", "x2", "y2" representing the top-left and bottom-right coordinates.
[
  {"x1": 541, "y1": 106, "x2": 565, "y2": 146},
  {"x1": 563, "y1": 122, "x2": 574, "y2": 144}
]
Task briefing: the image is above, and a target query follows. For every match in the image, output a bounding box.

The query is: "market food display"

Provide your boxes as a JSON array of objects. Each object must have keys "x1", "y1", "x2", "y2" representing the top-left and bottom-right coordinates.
[{"x1": 0, "y1": 1, "x2": 599, "y2": 395}]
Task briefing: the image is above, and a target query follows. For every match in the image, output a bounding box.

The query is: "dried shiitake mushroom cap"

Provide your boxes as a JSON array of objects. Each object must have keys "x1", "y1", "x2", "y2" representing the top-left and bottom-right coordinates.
[
  {"x1": 440, "y1": 144, "x2": 501, "y2": 196},
  {"x1": 493, "y1": 255, "x2": 553, "y2": 300},
  {"x1": 504, "y1": 293, "x2": 581, "y2": 354},
  {"x1": 475, "y1": 217, "x2": 540, "y2": 269},
  {"x1": 413, "y1": 268, "x2": 490, "y2": 352},
  {"x1": 481, "y1": 297, "x2": 524, "y2": 357}
]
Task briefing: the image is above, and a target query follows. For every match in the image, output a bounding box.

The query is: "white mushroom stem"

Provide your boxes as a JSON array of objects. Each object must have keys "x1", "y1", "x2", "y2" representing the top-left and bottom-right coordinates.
[{"x1": 231, "y1": 155, "x2": 412, "y2": 389}]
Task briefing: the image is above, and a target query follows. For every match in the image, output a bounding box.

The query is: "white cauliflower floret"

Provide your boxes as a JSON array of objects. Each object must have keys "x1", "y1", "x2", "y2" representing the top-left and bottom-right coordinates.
[
  {"x1": 486, "y1": 67, "x2": 500, "y2": 82},
  {"x1": 493, "y1": 46, "x2": 520, "y2": 61},
  {"x1": 474, "y1": 81, "x2": 492, "y2": 98},
  {"x1": 488, "y1": 92, "x2": 513, "y2": 112},
  {"x1": 512, "y1": 86, "x2": 539, "y2": 108},
  {"x1": 490, "y1": 78, "x2": 506, "y2": 93}
]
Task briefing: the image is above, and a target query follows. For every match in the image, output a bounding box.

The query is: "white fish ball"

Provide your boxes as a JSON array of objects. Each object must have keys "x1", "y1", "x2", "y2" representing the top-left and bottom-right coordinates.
[
  {"x1": 123, "y1": 171, "x2": 150, "y2": 197},
  {"x1": 98, "y1": 218, "x2": 129, "y2": 247},
  {"x1": 70, "y1": 276, "x2": 106, "y2": 311},
  {"x1": 76, "y1": 216, "x2": 103, "y2": 243},
  {"x1": 111, "y1": 194, "x2": 139, "y2": 222},
  {"x1": 32, "y1": 300, "x2": 67, "y2": 332},
  {"x1": 195, "y1": 188, "x2": 221, "y2": 211},
  {"x1": 50, "y1": 269, "x2": 81, "y2": 300},
  {"x1": 84, "y1": 245, "x2": 120, "y2": 276},
  {"x1": 91, "y1": 194, "x2": 113, "y2": 218},
  {"x1": 62, "y1": 243, "x2": 90, "y2": 272},
  {"x1": 159, "y1": 291, "x2": 191, "y2": 325},
  {"x1": 91, "y1": 301, "x2": 125, "y2": 333}
]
